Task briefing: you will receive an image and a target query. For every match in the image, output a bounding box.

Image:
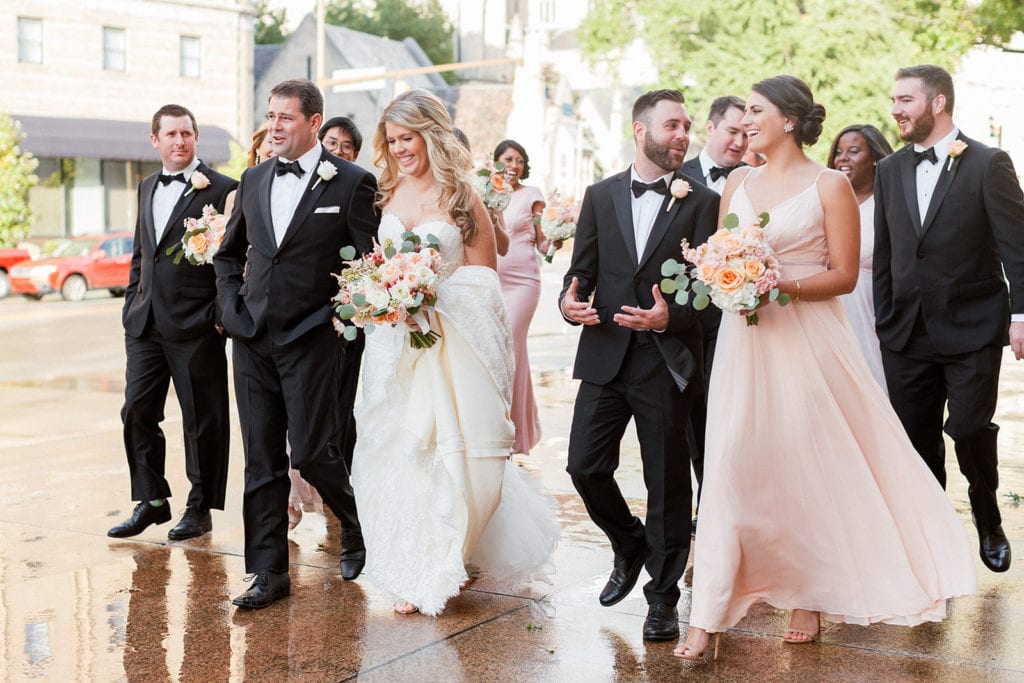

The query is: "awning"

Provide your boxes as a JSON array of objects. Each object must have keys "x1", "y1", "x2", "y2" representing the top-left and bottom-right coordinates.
[{"x1": 13, "y1": 115, "x2": 234, "y2": 164}]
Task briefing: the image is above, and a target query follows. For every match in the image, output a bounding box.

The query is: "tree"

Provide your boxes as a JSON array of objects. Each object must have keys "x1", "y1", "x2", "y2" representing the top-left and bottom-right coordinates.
[
  {"x1": 579, "y1": 0, "x2": 982, "y2": 156},
  {"x1": 255, "y1": 0, "x2": 288, "y2": 45},
  {"x1": 973, "y1": 0, "x2": 1024, "y2": 49},
  {"x1": 0, "y1": 114, "x2": 39, "y2": 247},
  {"x1": 326, "y1": 0, "x2": 456, "y2": 83}
]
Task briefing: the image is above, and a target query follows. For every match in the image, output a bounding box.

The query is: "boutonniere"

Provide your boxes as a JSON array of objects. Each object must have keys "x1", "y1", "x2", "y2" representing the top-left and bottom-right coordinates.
[
  {"x1": 184, "y1": 170, "x2": 209, "y2": 197},
  {"x1": 947, "y1": 140, "x2": 967, "y2": 171},
  {"x1": 666, "y1": 178, "x2": 692, "y2": 212},
  {"x1": 312, "y1": 160, "x2": 338, "y2": 190}
]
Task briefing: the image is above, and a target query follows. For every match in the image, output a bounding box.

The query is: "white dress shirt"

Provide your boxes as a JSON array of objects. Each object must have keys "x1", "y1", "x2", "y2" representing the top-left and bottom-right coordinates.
[
  {"x1": 697, "y1": 149, "x2": 728, "y2": 195},
  {"x1": 630, "y1": 167, "x2": 674, "y2": 259},
  {"x1": 271, "y1": 143, "x2": 323, "y2": 246},
  {"x1": 152, "y1": 157, "x2": 200, "y2": 243},
  {"x1": 913, "y1": 127, "x2": 958, "y2": 224}
]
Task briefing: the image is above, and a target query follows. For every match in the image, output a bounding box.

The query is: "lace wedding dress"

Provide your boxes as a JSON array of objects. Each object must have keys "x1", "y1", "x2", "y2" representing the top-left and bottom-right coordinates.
[{"x1": 351, "y1": 213, "x2": 559, "y2": 615}]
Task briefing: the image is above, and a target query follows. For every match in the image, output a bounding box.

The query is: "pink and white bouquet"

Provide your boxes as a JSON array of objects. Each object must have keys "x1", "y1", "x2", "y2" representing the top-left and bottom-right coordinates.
[
  {"x1": 538, "y1": 190, "x2": 579, "y2": 262},
  {"x1": 660, "y1": 212, "x2": 789, "y2": 326},
  {"x1": 472, "y1": 161, "x2": 512, "y2": 212},
  {"x1": 165, "y1": 203, "x2": 227, "y2": 266},
  {"x1": 332, "y1": 231, "x2": 446, "y2": 348}
]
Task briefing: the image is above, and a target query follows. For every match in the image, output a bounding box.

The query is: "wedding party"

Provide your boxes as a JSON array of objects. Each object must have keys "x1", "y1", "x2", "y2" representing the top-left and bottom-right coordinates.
[{"x1": 3, "y1": 0, "x2": 1024, "y2": 678}]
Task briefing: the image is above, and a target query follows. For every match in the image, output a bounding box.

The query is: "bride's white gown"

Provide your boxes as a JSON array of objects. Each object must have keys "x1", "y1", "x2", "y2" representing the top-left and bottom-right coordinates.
[{"x1": 351, "y1": 214, "x2": 559, "y2": 615}]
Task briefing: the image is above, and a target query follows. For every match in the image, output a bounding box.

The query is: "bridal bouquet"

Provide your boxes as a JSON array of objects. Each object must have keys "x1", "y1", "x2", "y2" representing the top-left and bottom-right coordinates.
[
  {"x1": 660, "y1": 212, "x2": 790, "y2": 326},
  {"x1": 472, "y1": 161, "x2": 513, "y2": 212},
  {"x1": 538, "y1": 190, "x2": 579, "y2": 263},
  {"x1": 332, "y1": 231, "x2": 446, "y2": 348},
  {"x1": 165, "y1": 204, "x2": 227, "y2": 265}
]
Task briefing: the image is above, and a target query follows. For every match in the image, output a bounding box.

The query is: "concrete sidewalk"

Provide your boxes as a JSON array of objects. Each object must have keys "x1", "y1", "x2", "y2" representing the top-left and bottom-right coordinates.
[{"x1": 1, "y1": 256, "x2": 1022, "y2": 681}]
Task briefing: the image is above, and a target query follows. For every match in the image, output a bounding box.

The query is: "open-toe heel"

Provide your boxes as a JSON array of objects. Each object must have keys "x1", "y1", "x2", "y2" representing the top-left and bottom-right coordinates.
[
  {"x1": 673, "y1": 632, "x2": 721, "y2": 662},
  {"x1": 394, "y1": 600, "x2": 419, "y2": 614},
  {"x1": 783, "y1": 610, "x2": 820, "y2": 644}
]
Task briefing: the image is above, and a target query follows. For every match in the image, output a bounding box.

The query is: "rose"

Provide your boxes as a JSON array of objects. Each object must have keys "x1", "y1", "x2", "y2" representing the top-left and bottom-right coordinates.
[
  {"x1": 491, "y1": 172, "x2": 508, "y2": 194},
  {"x1": 312, "y1": 160, "x2": 338, "y2": 190},
  {"x1": 696, "y1": 262, "x2": 719, "y2": 284},
  {"x1": 187, "y1": 232, "x2": 209, "y2": 255},
  {"x1": 742, "y1": 258, "x2": 766, "y2": 281},
  {"x1": 947, "y1": 140, "x2": 967, "y2": 171},
  {"x1": 714, "y1": 266, "x2": 744, "y2": 292},
  {"x1": 666, "y1": 178, "x2": 692, "y2": 212},
  {"x1": 184, "y1": 171, "x2": 210, "y2": 196}
]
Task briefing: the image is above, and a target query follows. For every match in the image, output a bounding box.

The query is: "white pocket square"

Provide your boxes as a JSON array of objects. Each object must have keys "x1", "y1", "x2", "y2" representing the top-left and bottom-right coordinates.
[{"x1": 314, "y1": 206, "x2": 341, "y2": 214}]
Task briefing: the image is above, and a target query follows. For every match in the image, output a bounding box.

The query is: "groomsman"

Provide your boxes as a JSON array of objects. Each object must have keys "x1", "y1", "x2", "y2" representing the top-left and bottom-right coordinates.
[
  {"x1": 679, "y1": 95, "x2": 747, "y2": 533},
  {"x1": 108, "y1": 105, "x2": 236, "y2": 541},
  {"x1": 874, "y1": 64, "x2": 1024, "y2": 573},
  {"x1": 215, "y1": 79, "x2": 379, "y2": 608},
  {"x1": 560, "y1": 89, "x2": 718, "y2": 640}
]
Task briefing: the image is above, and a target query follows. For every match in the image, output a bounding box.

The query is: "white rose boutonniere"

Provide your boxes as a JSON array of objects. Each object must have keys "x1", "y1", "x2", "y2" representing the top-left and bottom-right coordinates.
[
  {"x1": 946, "y1": 140, "x2": 967, "y2": 171},
  {"x1": 666, "y1": 178, "x2": 692, "y2": 212},
  {"x1": 312, "y1": 160, "x2": 338, "y2": 190},
  {"x1": 184, "y1": 170, "x2": 210, "y2": 196}
]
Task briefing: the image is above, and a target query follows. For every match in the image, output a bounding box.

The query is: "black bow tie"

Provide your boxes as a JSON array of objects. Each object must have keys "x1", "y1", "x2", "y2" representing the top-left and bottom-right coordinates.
[
  {"x1": 159, "y1": 173, "x2": 186, "y2": 185},
  {"x1": 275, "y1": 160, "x2": 305, "y2": 178},
  {"x1": 631, "y1": 178, "x2": 668, "y2": 198},
  {"x1": 709, "y1": 166, "x2": 735, "y2": 182},
  {"x1": 913, "y1": 147, "x2": 938, "y2": 166}
]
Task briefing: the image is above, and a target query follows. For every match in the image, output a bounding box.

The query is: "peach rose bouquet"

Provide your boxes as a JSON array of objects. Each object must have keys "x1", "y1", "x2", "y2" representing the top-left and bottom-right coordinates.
[
  {"x1": 538, "y1": 190, "x2": 579, "y2": 262},
  {"x1": 166, "y1": 203, "x2": 227, "y2": 266},
  {"x1": 660, "y1": 212, "x2": 790, "y2": 326},
  {"x1": 472, "y1": 161, "x2": 513, "y2": 212},
  {"x1": 332, "y1": 231, "x2": 447, "y2": 348}
]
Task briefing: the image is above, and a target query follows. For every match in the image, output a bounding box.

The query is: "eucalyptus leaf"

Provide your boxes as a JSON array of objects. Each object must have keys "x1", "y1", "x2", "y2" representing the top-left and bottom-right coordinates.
[
  {"x1": 352, "y1": 292, "x2": 367, "y2": 307},
  {"x1": 777, "y1": 293, "x2": 792, "y2": 306},
  {"x1": 768, "y1": 288, "x2": 779, "y2": 302},
  {"x1": 759, "y1": 212, "x2": 770, "y2": 228},
  {"x1": 722, "y1": 213, "x2": 739, "y2": 229},
  {"x1": 384, "y1": 246, "x2": 396, "y2": 259},
  {"x1": 338, "y1": 303, "x2": 357, "y2": 319},
  {"x1": 693, "y1": 292, "x2": 710, "y2": 310},
  {"x1": 343, "y1": 325, "x2": 358, "y2": 341},
  {"x1": 660, "y1": 278, "x2": 678, "y2": 294},
  {"x1": 401, "y1": 240, "x2": 415, "y2": 252},
  {"x1": 661, "y1": 258, "x2": 679, "y2": 276},
  {"x1": 693, "y1": 281, "x2": 711, "y2": 296},
  {"x1": 339, "y1": 245, "x2": 356, "y2": 260},
  {"x1": 674, "y1": 289, "x2": 690, "y2": 306}
]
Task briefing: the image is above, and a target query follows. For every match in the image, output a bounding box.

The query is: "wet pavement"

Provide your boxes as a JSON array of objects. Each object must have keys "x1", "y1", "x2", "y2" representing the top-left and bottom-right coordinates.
[{"x1": 1, "y1": 258, "x2": 1023, "y2": 681}]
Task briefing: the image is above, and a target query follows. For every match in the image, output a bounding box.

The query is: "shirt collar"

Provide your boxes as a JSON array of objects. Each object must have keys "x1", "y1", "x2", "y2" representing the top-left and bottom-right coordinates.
[
  {"x1": 162, "y1": 157, "x2": 200, "y2": 178},
  {"x1": 914, "y1": 127, "x2": 959, "y2": 159},
  {"x1": 630, "y1": 165, "x2": 675, "y2": 188},
  {"x1": 278, "y1": 142, "x2": 324, "y2": 175},
  {"x1": 697, "y1": 149, "x2": 720, "y2": 178}
]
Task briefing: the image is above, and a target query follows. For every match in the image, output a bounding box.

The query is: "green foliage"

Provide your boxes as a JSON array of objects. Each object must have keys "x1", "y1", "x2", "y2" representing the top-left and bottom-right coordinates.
[
  {"x1": 973, "y1": 0, "x2": 1024, "y2": 47},
  {"x1": 579, "y1": 0, "x2": 990, "y2": 158},
  {"x1": 326, "y1": 0, "x2": 456, "y2": 84},
  {"x1": 0, "y1": 114, "x2": 39, "y2": 247},
  {"x1": 215, "y1": 141, "x2": 247, "y2": 182},
  {"x1": 254, "y1": 0, "x2": 288, "y2": 45}
]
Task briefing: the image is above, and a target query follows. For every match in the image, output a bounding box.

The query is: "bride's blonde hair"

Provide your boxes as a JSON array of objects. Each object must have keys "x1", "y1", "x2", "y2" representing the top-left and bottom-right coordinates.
[{"x1": 373, "y1": 89, "x2": 478, "y2": 244}]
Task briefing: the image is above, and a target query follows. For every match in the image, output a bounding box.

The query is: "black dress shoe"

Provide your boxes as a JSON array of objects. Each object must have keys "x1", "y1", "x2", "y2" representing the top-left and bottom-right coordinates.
[
  {"x1": 167, "y1": 507, "x2": 212, "y2": 540},
  {"x1": 599, "y1": 548, "x2": 649, "y2": 606},
  {"x1": 107, "y1": 501, "x2": 172, "y2": 537},
  {"x1": 979, "y1": 525, "x2": 1011, "y2": 573},
  {"x1": 340, "y1": 528, "x2": 366, "y2": 581},
  {"x1": 643, "y1": 602, "x2": 680, "y2": 641},
  {"x1": 231, "y1": 570, "x2": 291, "y2": 609}
]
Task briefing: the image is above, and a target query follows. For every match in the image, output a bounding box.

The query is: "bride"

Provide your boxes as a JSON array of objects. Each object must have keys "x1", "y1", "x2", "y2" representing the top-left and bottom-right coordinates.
[{"x1": 350, "y1": 89, "x2": 559, "y2": 616}]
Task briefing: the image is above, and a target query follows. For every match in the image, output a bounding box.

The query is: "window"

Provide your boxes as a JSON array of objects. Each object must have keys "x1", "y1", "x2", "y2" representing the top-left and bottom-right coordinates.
[
  {"x1": 103, "y1": 27, "x2": 125, "y2": 71},
  {"x1": 18, "y1": 17, "x2": 43, "y2": 64},
  {"x1": 180, "y1": 36, "x2": 200, "y2": 78}
]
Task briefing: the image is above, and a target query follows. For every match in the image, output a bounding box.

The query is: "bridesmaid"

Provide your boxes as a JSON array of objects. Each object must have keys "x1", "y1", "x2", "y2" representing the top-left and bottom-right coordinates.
[
  {"x1": 827, "y1": 124, "x2": 893, "y2": 391},
  {"x1": 493, "y1": 140, "x2": 556, "y2": 455}
]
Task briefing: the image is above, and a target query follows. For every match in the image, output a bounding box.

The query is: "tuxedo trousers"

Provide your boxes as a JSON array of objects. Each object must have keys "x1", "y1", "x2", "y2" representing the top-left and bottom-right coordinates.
[
  {"x1": 882, "y1": 313, "x2": 1004, "y2": 530},
  {"x1": 233, "y1": 324, "x2": 360, "y2": 572},
  {"x1": 122, "y1": 323, "x2": 229, "y2": 510},
  {"x1": 567, "y1": 332, "x2": 695, "y2": 605},
  {"x1": 687, "y1": 329, "x2": 718, "y2": 504}
]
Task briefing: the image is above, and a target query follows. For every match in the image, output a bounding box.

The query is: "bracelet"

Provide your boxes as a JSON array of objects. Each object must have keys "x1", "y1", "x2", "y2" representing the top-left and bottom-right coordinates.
[{"x1": 794, "y1": 280, "x2": 801, "y2": 302}]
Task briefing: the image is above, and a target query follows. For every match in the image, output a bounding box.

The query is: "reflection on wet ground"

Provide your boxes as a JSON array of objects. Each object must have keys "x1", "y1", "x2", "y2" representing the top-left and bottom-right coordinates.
[{"x1": 2, "y1": 268, "x2": 1024, "y2": 680}]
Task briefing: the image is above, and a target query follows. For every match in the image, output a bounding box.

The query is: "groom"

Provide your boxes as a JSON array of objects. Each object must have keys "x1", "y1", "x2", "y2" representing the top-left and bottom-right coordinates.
[
  {"x1": 874, "y1": 64, "x2": 1024, "y2": 573},
  {"x1": 560, "y1": 89, "x2": 718, "y2": 640},
  {"x1": 214, "y1": 79, "x2": 379, "y2": 608}
]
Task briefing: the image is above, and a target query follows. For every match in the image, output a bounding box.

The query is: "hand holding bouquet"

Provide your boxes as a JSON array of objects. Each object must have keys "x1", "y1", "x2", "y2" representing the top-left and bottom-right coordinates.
[
  {"x1": 332, "y1": 231, "x2": 447, "y2": 348},
  {"x1": 472, "y1": 161, "x2": 513, "y2": 212},
  {"x1": 538, "y1": 190, "x2": 579, "y2": 263},
  {"x1": 660, "y1": 212, "x2": 790, "y2": 326},
  {"x1": 165, "y1": 204, "x2": 227, "y2": 265}
]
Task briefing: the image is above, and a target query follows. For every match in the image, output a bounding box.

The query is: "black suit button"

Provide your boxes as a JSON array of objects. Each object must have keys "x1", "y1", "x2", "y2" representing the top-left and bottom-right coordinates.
[
  {"x1": 633, "y1": 275, "x2": 641, "y2": 284},
  {"x1": 153, "y1": 256, "x2": 159, "y2": 263},
  {"x1": 272, "y1": 257, "x2": 280, "y2": 265}
]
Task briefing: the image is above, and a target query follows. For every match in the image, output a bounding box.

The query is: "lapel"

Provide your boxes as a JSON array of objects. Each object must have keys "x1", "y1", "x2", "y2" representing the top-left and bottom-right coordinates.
[
  {"x1": 159, "y1": 164, "x2": 205, "y2": 249},
  {"x1": 257, "y1": 161, "x2": 276, "y2": 246},
  {"x1": 139, "y1": 173, "x2": 159, "y2": 252},
  {"x1": 277, "y1": 149, "x2": 333, "y2": 252},
  {"x1": 637, "y1": 171, "x2": 683, "y2": 270},
  {"x1": 611, "y1": 171, "x2": 638, "y2": 268},
  {"x1": 919, "y1": 132, "x2": 967, "y2": 241},
  {"x1": 681, "y1": 158, "x2": 707, "y2": 187},
  {"x1": 898, "y1": 149, "x2": 922, "y2": 237}
]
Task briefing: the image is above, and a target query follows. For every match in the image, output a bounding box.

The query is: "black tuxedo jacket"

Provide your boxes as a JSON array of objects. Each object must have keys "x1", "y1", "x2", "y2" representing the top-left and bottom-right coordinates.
[
  {"x1": 123, "y1": 162, "x2": 237, "y2": 340},
  {"x1": 873, "y1": 133, "x2": 1024, "y2": 355},
  {"x1": 214, "y1": 148, "x2": 378, "y2": 345},
  {"x1": 680, "y1": 157, "x2": 745, "y2": 189},
  {"x1": 559, "y1": 168, "x2": 719, "y2": 390}
]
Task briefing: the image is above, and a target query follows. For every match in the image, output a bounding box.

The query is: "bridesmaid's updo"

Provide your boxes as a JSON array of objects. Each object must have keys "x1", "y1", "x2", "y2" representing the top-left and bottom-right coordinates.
[{"x1": 752, "y1": 75, "x2": 826, "y2": 146}]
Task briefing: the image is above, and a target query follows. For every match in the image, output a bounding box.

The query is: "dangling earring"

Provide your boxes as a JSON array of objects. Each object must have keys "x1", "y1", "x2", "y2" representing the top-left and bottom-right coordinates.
[{"x1": 783, "y1": 122, "x2": 794, "y2": 133}]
